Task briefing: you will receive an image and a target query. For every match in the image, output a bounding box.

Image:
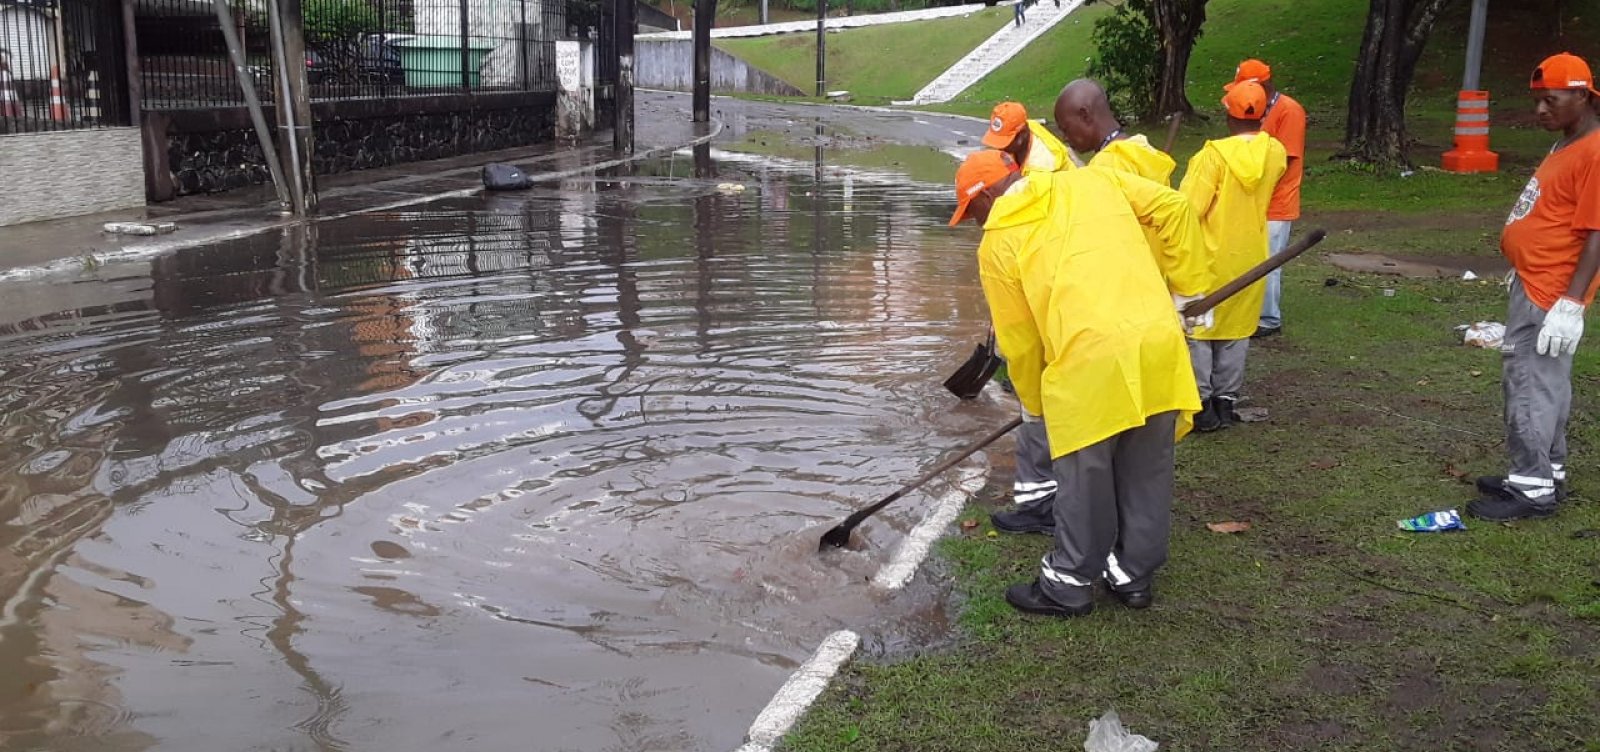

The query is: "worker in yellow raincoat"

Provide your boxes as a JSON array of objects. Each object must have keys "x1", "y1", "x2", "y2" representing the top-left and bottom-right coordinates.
[
  {"x1": 1054, "y1": 80, "x2": 1176, "y2": 185},
  {"x1": 976, "y1": 102, "x2": 1075, "y2": 537},
  {"x1": 1180, "y1": 80, "x2": 1288, "y2": 432},
  {"x1": 983, "y1": 101, "x2": 1075, "y2": 175},
  {"x1": 950, "y1": 149, "x2": 1211, "y2": 617}
]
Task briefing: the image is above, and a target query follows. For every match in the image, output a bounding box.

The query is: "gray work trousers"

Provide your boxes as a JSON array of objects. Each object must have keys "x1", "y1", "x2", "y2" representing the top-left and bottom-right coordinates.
[
  {"x1": 1012, "y1": 417, "x2": 1057, "y2": 511},
  {"x1": 1038, "y1": 411, "x2": 1177, "y2": 606},
  {"x1": 1502, "y1": 277, "x2": 1572, "y2": 502},
  {"x1": 1188, "y1": 338, "x2": 1250, "y2": 400}
]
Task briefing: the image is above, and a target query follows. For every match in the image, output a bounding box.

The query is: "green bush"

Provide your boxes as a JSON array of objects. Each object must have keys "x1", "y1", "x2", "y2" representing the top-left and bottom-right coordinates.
[
  {"x1": 303, "y1": 0, "x2": 380, "y2": 42},
  {"x1": 1086, "y1": 0, "x2": 1159, "y2": 120}
]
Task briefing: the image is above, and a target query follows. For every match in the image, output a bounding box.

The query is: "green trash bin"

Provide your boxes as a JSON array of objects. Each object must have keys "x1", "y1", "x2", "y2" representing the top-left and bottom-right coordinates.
[{"x1": 396, "y1": 35, "x2": 497, "y2": 87}]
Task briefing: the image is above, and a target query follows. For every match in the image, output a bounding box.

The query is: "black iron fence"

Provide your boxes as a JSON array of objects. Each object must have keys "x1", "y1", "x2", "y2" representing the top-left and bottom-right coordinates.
[
  {"x1": 0, "y1": 0, "x2": 129, "y2": 133},
  {"x1": 137, "y1": 0, "x2": 580, "y2": 110}
]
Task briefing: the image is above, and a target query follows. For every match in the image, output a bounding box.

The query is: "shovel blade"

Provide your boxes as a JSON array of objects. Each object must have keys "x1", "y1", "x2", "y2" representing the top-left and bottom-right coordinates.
[{"x1": 942, "y1": 341, "x2": 1001, "y2": 399}]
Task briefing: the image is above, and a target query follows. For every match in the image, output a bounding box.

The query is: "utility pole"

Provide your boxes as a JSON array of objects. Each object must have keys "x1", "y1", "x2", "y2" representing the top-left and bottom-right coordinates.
[
  {"x1": 614, "y1": 0, "x2": 636, "y2": 152},
  {"x1": 692, "y1": 0, "x2": 714, "y2": 122},
  {"x1": 759, "y1": 0, "x2": 767, "y2": 25},
  {"x1": 815, "y1": 0, "x2": 826, "y2": 97},
  {"x1": 268, "y1": 0, "x2": 317, "y2": 212}
]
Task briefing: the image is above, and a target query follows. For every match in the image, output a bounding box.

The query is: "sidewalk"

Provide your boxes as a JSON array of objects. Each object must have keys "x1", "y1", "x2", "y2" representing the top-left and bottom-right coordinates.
[
  {"x1": 0, "y1": 111, "x2": 714, "y2": 280},
  {"x1": 636, "y1": 2, "x2": 996, "y2": 41}
]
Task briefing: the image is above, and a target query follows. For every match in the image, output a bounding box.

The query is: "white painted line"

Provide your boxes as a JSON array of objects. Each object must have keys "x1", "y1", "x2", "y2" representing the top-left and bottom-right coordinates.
[
  {"x1": 872, "y1": 463, "x2": 987, "y2": 590},
  {"x1": 739, "y1": 629, "x2": 861, "y2": 751}
]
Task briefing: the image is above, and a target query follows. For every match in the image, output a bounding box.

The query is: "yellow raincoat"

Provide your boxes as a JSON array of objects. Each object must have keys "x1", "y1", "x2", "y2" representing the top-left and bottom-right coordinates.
[
  {"x1": 977, "y1": 166, "x2": 1211, "y2": 458},
  {"x1": 1179, "y1": 133, "x2": 1288, "y2": 341},
  {"x1": 1021, "y1": 120, "x2": 1075, "y2": 174}
]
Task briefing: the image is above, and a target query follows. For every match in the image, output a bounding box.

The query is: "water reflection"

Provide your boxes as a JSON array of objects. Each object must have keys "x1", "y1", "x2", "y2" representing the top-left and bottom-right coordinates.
[{"x1": 0, "y1": 151, "x2": 999, "y2": 751}]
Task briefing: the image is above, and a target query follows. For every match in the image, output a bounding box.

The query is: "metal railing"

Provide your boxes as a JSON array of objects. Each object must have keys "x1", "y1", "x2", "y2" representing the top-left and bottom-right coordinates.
[
  {"x1": 137, "y1": 0, "x2": 577, "y2": 111},
  {"x1": 1, "y1": 0, "x2": 129, "y2": 133}
]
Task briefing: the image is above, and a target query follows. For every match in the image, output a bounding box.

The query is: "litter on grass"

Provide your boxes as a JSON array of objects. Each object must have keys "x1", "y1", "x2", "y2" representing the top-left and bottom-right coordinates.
[
  {"x1": 1085, "y1": 709, "x2": 1158, "y2": 752},
  {"x1": 1458, "y1": 322, "x2": 1505, "y2": 349},
  {"x1": 1398, "y1": 509, "x2": 1466, "y2": 532}
]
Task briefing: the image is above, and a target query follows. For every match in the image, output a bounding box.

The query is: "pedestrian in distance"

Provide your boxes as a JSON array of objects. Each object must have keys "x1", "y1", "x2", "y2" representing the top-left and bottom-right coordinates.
[
  {"x1": 1178, "y1": 80, "x2": 1287, "y2": 432},
  {"x1": 984, "y1": 101, "x2": 1073, "y2": 176},
  {"x1": 1224, "y1": 59, "x2": 1305, "y2": 340},
  {"x1": 950, "y1": 147, "x2": 1213, "y2": 618},
  {"x1": 1468, "y1": 52, "x2": 1600, "y2": 522},
  {"x1": 1013, "y1": 0, "x2": 1025, "y2": 27}
]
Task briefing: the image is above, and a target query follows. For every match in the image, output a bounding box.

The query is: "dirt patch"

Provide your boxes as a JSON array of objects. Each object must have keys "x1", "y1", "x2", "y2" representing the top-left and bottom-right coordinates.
[
  {"x1": 1326, "y1": 252, "x2": 1510, "y2": 279},
  {"x1": 1304, "y1": 662, "x2": 1370, "y2": 696}
]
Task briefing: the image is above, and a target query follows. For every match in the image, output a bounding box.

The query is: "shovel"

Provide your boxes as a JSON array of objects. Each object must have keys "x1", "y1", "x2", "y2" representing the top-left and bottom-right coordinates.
[
  {"x1": 821, "y1": 228, "x2": 1329, "y2": 551},
  {"x1": 941, "y1": 328, "x2": 1003, "y2": 399}
]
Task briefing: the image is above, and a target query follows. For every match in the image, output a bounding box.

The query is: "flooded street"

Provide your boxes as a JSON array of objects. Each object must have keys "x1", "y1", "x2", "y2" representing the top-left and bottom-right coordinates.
[{"x1": 0, "y1": 102, "x2": 1011, "y2": 752}]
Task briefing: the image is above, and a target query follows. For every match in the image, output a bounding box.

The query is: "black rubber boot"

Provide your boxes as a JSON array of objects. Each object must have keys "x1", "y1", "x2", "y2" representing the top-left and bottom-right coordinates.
[
  {"x1": 1194, "y1": 398, "x2": 1224, "y2": 432},
  {"x1": 990, "y1": 502, "x2": 1055, "y2": 534},
  {"x1": 1004, "y1": 580, "x2": 1093, "y2": 618}
]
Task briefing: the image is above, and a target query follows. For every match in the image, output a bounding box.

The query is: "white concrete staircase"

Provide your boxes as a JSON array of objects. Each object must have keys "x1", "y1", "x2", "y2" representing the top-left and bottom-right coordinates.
[{"x1": 901, "y1": 0, "x2": 1085, "y2": 105}]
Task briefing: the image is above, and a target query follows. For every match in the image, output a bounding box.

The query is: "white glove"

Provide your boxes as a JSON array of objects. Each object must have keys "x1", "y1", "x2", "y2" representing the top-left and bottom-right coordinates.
[
  {"x1": 1173, "y1": 293, "x2": 1212, "y2": 334},
  {"x1": 1537, "y1": 296, "x2": 1585, "y2": 357}
]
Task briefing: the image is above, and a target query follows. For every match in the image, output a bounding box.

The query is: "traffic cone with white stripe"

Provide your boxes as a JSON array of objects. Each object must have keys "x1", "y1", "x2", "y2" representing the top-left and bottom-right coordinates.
[
  {"x1": 48, "y1": 65, "x2": 68, "y2": 122},
  {"x1": 83, "y1": 70, "x2": 101, "y2": 123},
  {"x1": 0, "y1": 68, "x2": 20, "y2": 118},
  {"x1": 1442, "y1": 90, "x2": 1499, "y2": 173}
]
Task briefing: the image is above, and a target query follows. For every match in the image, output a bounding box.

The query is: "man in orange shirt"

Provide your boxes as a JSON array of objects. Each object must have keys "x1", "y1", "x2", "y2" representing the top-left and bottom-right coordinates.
[
  {"x1": 1227, "y1": 60, "x2": 1305, "y2": 339},
  {"x1": 1469, "y1": 53, "x2": 1600, "y2": 521}
]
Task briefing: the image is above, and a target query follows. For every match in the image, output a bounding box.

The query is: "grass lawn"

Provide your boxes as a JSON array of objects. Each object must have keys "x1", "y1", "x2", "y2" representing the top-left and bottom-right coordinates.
[
  {"x1": 715, "y1": 8, "x2": 1010, "y2": 104},
  {"x1": 765, "y1": 1, "x2": 1600, "y2": 749}
]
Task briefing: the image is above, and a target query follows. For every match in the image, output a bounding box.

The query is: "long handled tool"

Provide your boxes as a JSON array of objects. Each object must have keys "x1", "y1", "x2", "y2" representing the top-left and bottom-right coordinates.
[
  {"x1": 1161, "y1": 111, "x2": 1185, "y2": 154},
  {"x1": 821, "y1": 228, "x2": 1329, "y2": 551}
]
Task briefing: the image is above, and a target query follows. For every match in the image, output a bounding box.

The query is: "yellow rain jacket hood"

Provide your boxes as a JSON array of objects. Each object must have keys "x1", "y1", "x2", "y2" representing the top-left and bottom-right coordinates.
[
  {"x1": 1090, "y1": 134, "x2": 1175, "y2": 184},
  {"x1": 978, "y1": 166, "x2": 1210, "y2": 458},
  {"x1": 1021, "y1": 120, "x2": 1075, "y2": 174},
  {"x1": 1178, "y1": 133, "x2": 1288, "y2": 340}
]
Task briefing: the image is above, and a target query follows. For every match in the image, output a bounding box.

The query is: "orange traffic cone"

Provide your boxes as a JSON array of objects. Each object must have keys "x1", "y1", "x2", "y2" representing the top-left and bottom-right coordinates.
[
  {"x1": 0, "y1": 69, "x2": 20, "y2": 119},
  {"x1": 48, "y1": 65, "x2": 68, "y2": 122}
]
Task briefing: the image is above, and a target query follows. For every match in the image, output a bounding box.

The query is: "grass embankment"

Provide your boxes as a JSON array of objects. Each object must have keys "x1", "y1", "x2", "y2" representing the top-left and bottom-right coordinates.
[
  {"x1": 779, "y1": 1, "x2": 1600, "y2": 750},
  {"x1": 715, "y1": 8, "x2": 1010, "y2": 104}
]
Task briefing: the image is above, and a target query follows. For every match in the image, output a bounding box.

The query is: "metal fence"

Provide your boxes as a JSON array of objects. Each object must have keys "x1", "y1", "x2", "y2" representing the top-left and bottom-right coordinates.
[
  {"x1": 1, "y1": 0, "x2": 129, "y2": 133},
  {"x1": 137, "y1": 0, "x2": 576, "y2": 110}
]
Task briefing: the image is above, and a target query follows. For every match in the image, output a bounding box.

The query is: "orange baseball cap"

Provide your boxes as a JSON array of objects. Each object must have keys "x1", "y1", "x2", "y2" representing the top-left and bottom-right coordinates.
[
  {"x1": 982, "y1": 101, "x2": 1029, "y2": 148},
  {"x1": 1225, "y1": 58, "x2": 1272, "y2": 90},
  {"x1": 1531, "y1": 52, "x2": 1600, "y2": 95},
  {"x1": 1222, "y1": 80, "x2": 1268, "y2": 120},
  {"x1": 950, "y1": 150, "x2": 1016, "y2": 226}
]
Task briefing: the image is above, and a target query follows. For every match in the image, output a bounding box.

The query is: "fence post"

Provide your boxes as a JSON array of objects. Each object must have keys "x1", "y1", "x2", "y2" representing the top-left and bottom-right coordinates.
[
  {"x1": 518, "y1": 0, "x2": 529, "y2": 88},
  {"x1": 459, "y1": 0, "x2": 470, "y2": 90}
]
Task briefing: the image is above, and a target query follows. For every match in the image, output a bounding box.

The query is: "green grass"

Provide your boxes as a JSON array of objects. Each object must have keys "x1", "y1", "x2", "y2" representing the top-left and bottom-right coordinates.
[
  {"x1": 716, "y1": 8, "x2": 1011, "y2": 104},
  {"x1": 783, "y1": 251, "x2": 1600, "y2": 752}
]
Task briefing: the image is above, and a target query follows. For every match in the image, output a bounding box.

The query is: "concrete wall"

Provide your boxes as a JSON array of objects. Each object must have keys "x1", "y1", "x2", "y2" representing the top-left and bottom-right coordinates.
[
  {"x1": 0, "y1": 128, "x2": 145, "y2": 226},
  {"x1": 145, "y1": 91, "x2": 558, "y2": 198},
  {"x1": 635, "y1": 39, "x2": 804, "y2": 97}
]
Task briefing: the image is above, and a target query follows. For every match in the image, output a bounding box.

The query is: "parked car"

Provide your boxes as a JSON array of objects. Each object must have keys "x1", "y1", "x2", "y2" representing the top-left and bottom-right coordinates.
[{"x1": 306, "y1": 34, "x2": 409, "y2": 86}]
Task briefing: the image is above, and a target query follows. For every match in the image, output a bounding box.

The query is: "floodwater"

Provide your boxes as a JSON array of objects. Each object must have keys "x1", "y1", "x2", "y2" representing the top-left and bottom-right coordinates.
[{"x1": 0, "y1": 145, "x2": 1008, "y2": 751}]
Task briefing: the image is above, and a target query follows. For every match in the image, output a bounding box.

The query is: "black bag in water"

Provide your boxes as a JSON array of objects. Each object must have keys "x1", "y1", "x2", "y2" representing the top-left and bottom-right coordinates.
[{"x1": 482, "y1": 163, "x2": 533, "y2": 191}]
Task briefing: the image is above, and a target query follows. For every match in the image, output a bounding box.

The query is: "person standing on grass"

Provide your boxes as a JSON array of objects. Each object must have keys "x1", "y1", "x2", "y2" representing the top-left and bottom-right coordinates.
[
  {"x1": 1178, "y1": 81, "x2": 1287, "y2": 432},
  {"x1": 978, "y1": 102, "x2": 1073, "y2": 536},
  {"x1": 950, "y1": 149, "x2": 1212, "y2": 618},
  {"x1": 1054, "y1": 79, "x2": 1176, "y2": 186},
  {"x1": 983, "y1": 101, "x2": 1072, "y2": 175},
  {"x1": 1468, "y1": 52, "x2": 1600, "y2": 522},
  {"x1": 1223, "y1": 59, "x2": 1306, "y2": 340}
]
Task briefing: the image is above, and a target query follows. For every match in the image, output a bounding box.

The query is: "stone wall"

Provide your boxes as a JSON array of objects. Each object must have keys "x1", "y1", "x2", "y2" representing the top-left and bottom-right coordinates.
[
  {"x1": 148, "y1": 92, "x2": 559, "y2": 199},
  {"x1": 634, "y1": 39, "x2": 804, "y2": 97},
  {"x1": 0, "y1": 128, "x2": 146, "y2": 226}
]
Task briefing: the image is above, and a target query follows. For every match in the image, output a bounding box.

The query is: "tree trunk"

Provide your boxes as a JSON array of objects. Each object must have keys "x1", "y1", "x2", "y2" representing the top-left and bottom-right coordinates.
[
  {"x1": 1342, "y1": 0, "x2": 1461, "y2": 166},
  {"x1": 1146, "y1": 0, "x2": 1207, "y2": 118}
]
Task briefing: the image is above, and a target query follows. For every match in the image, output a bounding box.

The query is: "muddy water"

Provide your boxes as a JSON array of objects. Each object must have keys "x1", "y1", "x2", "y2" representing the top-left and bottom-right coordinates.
[{"x1": 0, "y1": 154, "x2": 1007, "y2": 751}]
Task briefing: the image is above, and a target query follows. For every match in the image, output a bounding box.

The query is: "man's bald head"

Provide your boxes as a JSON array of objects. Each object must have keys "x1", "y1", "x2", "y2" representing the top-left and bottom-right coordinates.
[{"x1": 1054, "y1": 78, "x2": 1120, "y2": 153}]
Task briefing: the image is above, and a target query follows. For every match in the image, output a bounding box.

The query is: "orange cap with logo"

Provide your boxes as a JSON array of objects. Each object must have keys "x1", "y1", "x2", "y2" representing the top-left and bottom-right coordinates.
[
  {"x1": 950, "y1": 150, "x2": 1017, "y2": 226},
  {"x1": 1225, "y1": 58, "x2": 1272, "y2": 90},
  {"x1": 1531, "y1": 52, "x2": 1600, "y2": 96},
  {"x1": 1222, "y1": 80, "x2": 1268, "y2": 120},
  {"x1": 982, "y1": 101, "x2": 1030, "y2": 148}
]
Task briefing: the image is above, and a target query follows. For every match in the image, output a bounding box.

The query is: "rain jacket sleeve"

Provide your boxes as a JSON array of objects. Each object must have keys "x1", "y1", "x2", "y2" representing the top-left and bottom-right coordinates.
[
  {"x1": 977, "y1": 226, "x2": 1046, "y2": 417},
  {"x1": 1178, "y1": 148, "x2": 1222, "y2": 221},
  {"x1": 1023, "y1": 120, "x2": 1075, "y2": 174},
  {"x1": 1107, "y1": 170, "x2": 1212, "y2": 297}
]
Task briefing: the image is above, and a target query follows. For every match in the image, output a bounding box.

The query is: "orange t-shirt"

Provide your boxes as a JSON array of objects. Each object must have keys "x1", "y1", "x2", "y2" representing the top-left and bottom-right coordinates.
[
  {"x1": 1502, "y1": 129, "x2": 1600, "y2": 309},
  {"x1": 1261, "y1": 92, "x2": 1306, "y2": 221}
]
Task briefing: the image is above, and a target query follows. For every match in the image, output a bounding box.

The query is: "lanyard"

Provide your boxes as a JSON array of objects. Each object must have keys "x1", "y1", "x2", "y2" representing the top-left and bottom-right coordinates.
[{"x1": 1097, "y1": 128, "x2": 1124, "y2": 152}]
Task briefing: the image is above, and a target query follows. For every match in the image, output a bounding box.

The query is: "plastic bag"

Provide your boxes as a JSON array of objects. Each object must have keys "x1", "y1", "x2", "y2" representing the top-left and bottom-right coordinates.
[
  {"x1": 1459, "y1": 321, "x2": 1505, "y2": 349},
  {"x1": 1084, "y1": 709, "x2": 1158, "y2": 752}
]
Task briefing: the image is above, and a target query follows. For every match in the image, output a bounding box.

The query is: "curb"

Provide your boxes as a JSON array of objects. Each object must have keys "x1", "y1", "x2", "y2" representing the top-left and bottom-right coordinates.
[{"x1": 0, "y1": 120, "x2": 726, "y2": 283}]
